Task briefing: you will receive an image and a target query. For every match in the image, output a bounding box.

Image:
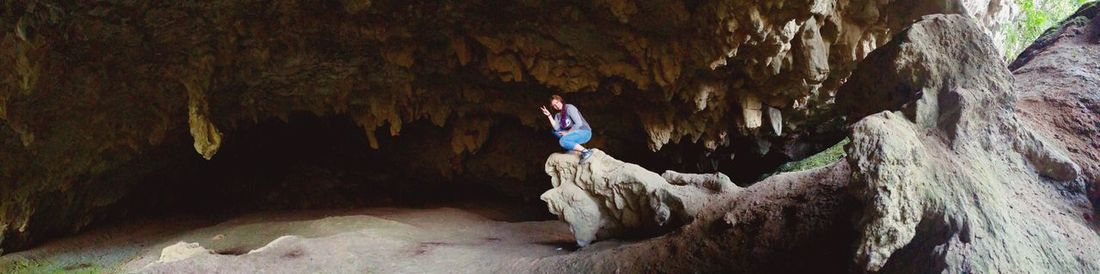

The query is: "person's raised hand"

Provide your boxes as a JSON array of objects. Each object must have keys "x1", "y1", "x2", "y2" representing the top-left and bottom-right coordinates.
[{"x1": 540, "y1": 106, "x2": 551, "y2": 116}]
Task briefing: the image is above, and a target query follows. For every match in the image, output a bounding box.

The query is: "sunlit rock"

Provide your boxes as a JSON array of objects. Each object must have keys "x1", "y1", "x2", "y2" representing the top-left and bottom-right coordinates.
[{"x1": 156, "y1": 242, "x2": 212, "y2": 264}]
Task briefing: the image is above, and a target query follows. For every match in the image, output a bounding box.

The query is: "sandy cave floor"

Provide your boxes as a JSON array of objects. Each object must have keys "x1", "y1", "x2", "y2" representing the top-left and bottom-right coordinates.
[{"x1": 0, "y1": 202, "x2": 618, "y2": 273}]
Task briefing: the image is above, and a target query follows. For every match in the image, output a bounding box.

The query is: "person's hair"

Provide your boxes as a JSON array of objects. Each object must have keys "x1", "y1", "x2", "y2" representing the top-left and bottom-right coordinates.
[{"x1": 550, "y1": 94, "x2": 563, "y2": 103}]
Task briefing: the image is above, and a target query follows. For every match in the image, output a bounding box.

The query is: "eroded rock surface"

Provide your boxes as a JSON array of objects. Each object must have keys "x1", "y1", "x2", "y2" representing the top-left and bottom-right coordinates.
[
  {"x1": 835, "y1": 14, "x2": 1100, "y2": 272},
  {"x1": 541, "y1": 150, "x2": 737, "y2": 246},
  {"x1": 155, "y1": 242, "x2": 212, "y2": 264},
  {"x1": 0, "y1": 0, "x2": 1026, "y2": 253},
  {"x1": 526, "y1": 161, "x2": 856, "y2": 273},
  {"x1": 1010, "y1": 2, "x2": 1100, "y2": 223},
  {"x1": 520, "y1": 13, "x2": 1100, "y2": 273}
]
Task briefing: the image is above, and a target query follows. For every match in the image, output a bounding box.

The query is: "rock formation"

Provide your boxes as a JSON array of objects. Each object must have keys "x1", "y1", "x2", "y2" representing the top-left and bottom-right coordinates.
[
  {"x1": 155, "y1": 242, "x2": 213, "y2": 264},
  {"x1": 527, "y1": 161, "x2": 857, "y2": 273},
  {"x1": 0, "y1": 0, "x2": 1037, "y2": 255},
  {"x1": 520, "y1": 13, "x2": 1100, "y2": 273},
  {"x1": 840, "y1": 14, "x2": 1097, "y2": 272},
  {"x1": 1010, "y1": 2, "x2": 1100, "y2": 223},
  {"x1": 0, "y1": 0, "x2": 1096, "y2": 272},
  {"x1": 541, "y1": 150, "x2": 737, "y2": 246}
]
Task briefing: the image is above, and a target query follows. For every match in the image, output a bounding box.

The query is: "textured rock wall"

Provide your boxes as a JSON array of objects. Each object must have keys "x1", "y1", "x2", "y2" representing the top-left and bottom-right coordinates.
[
  {"x1": 844, "y1": 14, "x2": 1098, "y2": 273},
  {"x1": 520, "y1": 13, "x2": 1100, "y2": 273},
  {"x1": 0, "y1": 0, "x2": 1016, "y2": 252},
  {"x1": 1010, "y1": 2, "x2": 1100, "y2": 218}
]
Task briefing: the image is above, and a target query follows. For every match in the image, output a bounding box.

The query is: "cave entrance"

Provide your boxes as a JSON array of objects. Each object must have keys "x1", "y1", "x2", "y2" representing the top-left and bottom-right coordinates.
[
  {"x1": 2, "y1": 113, "x2": 582, "y2": 271},
  {"x1": 110, "y1": 112, "x2": 555, "y2": 223}
]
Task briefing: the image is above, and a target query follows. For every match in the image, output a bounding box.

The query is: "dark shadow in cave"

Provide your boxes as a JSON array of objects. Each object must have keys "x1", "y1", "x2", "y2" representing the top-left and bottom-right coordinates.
[
  {"x1": 102, "y1": 112, "x2": 559, "y2": 225},
  {"x1": 652, "y1": 134, "x2": 795, "y2": 185},
  {"x1": 71, "y1": 108, "x2": 817, "y2": 245}
]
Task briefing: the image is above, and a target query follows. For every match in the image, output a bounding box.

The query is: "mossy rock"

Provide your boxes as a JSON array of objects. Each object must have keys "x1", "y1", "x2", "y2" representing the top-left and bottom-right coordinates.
[{"x1": 773, "y1": 138, "x2": 849, "y2": 174}]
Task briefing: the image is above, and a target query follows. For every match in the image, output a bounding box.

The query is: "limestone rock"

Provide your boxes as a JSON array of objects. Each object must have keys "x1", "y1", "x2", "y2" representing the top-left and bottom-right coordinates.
[
  {"x1": 0, "y1": 0, "x2": 1023, "y2": 253},
  {"x1": 1010, "y1": 2, "x2": 1100, "y2": 216},
  {"x1": 839, "y1": 14, "x2": 1099, "y2": 273},
  {"x1": 766, "y1": 106, "x2": 782, "y2": 136},
  {"x1": 523, "y1": 160, "x2": 857, "y2": 273},
  {"x1": 661, "y1": 170, "x2": 734, "y2": 193},
  {"x1": 522, "y1": 11, "x2": 1099, "y2": 273},
  {"x1": 184, "y1": 67, "x2": 223, "y2": 160},
  {"x1": 155, "y1": 242, "x2": 212, "y2": 264},
  {"x1": 541, "y1": 150, "x2": 737, "y2": 246},
  {"x1": 740, "y1": 93, "x2": 763, "y2": 129},
  {"x1": 962, "y1": 0, "x2": 1020, "y2": 54}
]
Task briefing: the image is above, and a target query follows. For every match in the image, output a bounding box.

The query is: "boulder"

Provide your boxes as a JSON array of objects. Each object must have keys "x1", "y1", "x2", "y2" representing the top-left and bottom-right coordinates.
[
  {"x1": 154, "y1": 242, "x2": 212, "y2": 264},
  {"x1": 541, "y1": 150, "x2": 737, "y2": 246}
]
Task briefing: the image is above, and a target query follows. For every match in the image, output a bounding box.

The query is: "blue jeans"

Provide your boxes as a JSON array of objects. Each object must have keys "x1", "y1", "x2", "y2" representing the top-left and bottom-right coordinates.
[{"x1": 554, "y1": 129, "x2": 592, "y2": 151}]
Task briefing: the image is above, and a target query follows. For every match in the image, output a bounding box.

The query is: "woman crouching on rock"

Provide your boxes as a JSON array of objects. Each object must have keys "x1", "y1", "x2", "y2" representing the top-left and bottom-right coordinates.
[{"x1": 540, "y1": 95, "x2": 595, "y2": 164}]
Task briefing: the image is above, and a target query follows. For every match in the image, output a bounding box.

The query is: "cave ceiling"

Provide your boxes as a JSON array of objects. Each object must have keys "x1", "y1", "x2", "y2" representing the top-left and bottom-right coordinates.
[{"x1": 0, "y1": 0, "x2": 1016, "y2": 252}]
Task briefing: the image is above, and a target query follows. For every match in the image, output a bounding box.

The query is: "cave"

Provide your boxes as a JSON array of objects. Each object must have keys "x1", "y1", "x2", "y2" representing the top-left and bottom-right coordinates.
[
  {"x1": 108, "y1": 112, "x2": 560, "y2": 220},
  {"x1": 3, "y1": 0, "x2": 1100, "y2": 273},
  {"x1": 85, "y1": 105, "x2": 799, "y2": 218}
]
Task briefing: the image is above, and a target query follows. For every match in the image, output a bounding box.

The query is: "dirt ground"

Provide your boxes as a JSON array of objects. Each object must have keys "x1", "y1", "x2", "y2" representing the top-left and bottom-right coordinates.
[{"x1": 0, "y1": 203, "x2": 591, "y2": 273}]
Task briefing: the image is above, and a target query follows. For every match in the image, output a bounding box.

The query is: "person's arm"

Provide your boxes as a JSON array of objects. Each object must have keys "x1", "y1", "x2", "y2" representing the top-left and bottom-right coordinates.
[
  {"x1": 547, "y1": 114, "x2": 560, "y2": 131},
  {"x1": 541, "y1": 106, "x2": 561, "y2": 131}
]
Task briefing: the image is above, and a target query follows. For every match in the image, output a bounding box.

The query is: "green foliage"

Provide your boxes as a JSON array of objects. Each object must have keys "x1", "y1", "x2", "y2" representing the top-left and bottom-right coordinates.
[
  {"x1": 1003, "y1": 0, "x2": 1092, "y2": 60},
  {"x1": 2, "y1": 258, "x2": 106, "y2": 274},
  {"x1": 773, "y1": 138, "x2": 849, "y2": 174}
]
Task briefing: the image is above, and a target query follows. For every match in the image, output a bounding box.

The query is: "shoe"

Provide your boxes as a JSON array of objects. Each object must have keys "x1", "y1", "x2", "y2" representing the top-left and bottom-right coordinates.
[{"x1": 580, "y1": 149, "x2": 594, "y2": 164}]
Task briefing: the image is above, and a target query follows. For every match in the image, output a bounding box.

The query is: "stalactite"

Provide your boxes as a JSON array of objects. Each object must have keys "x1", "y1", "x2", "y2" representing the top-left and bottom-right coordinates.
[{"x1": 0, "y1": 0, "x2": 1020, "y2": 253}]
